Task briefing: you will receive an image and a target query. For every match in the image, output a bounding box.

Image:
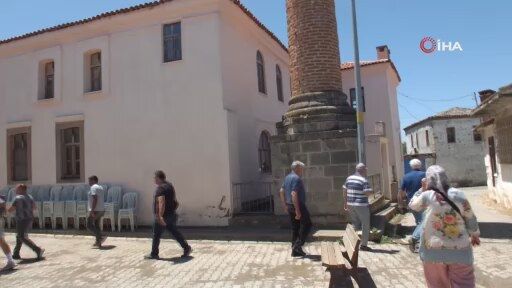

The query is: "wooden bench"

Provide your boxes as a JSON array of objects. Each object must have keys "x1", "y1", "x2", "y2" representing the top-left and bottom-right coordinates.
[{"x1": 321, "y1": 224, "x2": 361, "y2": 281}]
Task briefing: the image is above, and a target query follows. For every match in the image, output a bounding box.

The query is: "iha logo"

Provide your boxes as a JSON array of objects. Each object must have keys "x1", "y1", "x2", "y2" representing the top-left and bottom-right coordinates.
[{"x1": 420, "y1": 36, "x2": 463, "y2": 54}]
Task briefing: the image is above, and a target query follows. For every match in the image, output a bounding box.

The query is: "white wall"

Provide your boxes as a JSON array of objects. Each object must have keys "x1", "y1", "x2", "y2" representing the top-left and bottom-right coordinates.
[
  {"x1": 0, "y1": 0, "x2": 234, "y2": 226},
  {"x1": 219, "y1": 2, "x2": 290, "y2": 185},
  {"x1": 432, "y1": 118, "x2": 486, "y2": 186},
  {"x1": 341, "y1": 63, "x2": 403, "y2": 182}
]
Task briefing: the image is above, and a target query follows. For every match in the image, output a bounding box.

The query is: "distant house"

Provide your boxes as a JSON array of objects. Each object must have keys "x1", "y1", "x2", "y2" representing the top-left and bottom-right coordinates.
[
  {"x1": 341, "y1": 45, "x2": 403, "y2": 199},
  {"x1": 403, "y1": 107, "x2": 486, "y2": 187},
  {"x1": 472, "y1": 85, "x2": 512, "y2": 210}
]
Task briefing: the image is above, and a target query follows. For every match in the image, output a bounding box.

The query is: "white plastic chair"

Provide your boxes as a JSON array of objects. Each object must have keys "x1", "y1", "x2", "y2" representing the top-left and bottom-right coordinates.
[
  {"x1": 62, "y1": 186, "x2": 76, "y2": 229},
  {"x1": 0, "y1": 186, "x2": 10, "y2": 197},
  {"x1": 37, "y1": 186, "x2": 51, "y2": 228},
  {"x1": 6, "y1": 188, "x2": 16, "y2": 228},
  {"x1": 28, "y1": 186, "x2": 43, "y2": 228},
  {"x1": 118, "y1": 193, "x2": 137, "y2": 232},
  {"x1": 101, "y1": 186, "x2": 122, "y2": 232},
  {"x1": 45, "y1": 186, "x2": 63, "y2": 229},
  {"x1": 74, "y1": 185, "x2": 89, "y2": 230}
]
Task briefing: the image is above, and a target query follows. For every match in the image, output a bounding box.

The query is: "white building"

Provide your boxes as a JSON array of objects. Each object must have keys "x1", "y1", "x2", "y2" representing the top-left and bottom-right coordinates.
[
  {"x1": 473, "y1": 86, "x2": 512, "y2": 210},
  {"x1": 0, "y1": 0, "x2": 406, "y2": 226},
  {"x1": 0, "y1": 0, "x2": 291, "y2": 226},
  {"x1": 341, "y1": 45, "x2": 403, "y2": 199},
  {"x1": 404, "y1": 107, "x2": 486, "y2": 187}
]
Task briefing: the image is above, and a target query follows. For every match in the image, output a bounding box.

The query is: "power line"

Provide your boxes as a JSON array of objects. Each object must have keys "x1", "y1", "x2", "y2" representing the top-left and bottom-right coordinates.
[
  {"x1": 398, "y1": 91, "x2": 474, "y2": 102},
  {"x1": 398, "y1": 102, "x2": 420, "y2": 121}
]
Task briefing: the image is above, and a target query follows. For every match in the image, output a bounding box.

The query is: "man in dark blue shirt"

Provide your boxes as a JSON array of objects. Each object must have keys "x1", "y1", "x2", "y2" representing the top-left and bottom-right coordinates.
[
  {"x1": 400, "y1": 159, "x2": 426, "y2": 252},
  {"x1": 279, "y1": 161, "x2": 311, "y2": 257}
]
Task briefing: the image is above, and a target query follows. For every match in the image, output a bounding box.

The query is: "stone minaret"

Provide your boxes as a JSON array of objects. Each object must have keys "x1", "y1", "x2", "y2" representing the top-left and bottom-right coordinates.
[{"x1": 272, "y1": 0, "x2": 357, "y2": 224}]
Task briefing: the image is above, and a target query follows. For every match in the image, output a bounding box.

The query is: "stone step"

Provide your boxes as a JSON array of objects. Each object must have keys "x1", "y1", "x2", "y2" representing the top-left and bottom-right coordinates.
[{"x1": 371, "y1": 202, "x2": 398, "y2": 232}]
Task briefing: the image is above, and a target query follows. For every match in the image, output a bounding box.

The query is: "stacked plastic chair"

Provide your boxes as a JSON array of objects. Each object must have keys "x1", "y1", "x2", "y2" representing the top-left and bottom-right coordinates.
[
  {"x1": 73, "y1": 185, "x2": 89, "y2": 230},
  {"x1": 62, "y1": 186, "x2": 76, "y2": 229},
  {"x1": 118, "y1": 192, "x2": 138, "y2": 232},
  {"x1": 101, "y1": 186, "x2": 122, "y2": 232}
]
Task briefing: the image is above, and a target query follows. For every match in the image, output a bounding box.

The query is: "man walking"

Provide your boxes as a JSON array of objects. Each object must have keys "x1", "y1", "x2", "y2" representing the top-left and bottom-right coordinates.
[
  {"x1": 87, "y1": 176, "x2": 107, "y2": 248},
  {"x1": 8, "y1": 184, "x2": 44, "y2": 260},
  {"x1": 0, "y1": 194, "x2": 15, "y2": 271},
  {"x1": 279, "y1": 161, "x2": 312, "y2": 257},
  {"x1": 145, "y1": 170, "x2": 191, "y2": 260},
  {"x1": 343, "y1": 163, "x2": 372, "y2": 251},
  {"x1": 399, "y1": 159, "x2": 426, "y2": 252}
]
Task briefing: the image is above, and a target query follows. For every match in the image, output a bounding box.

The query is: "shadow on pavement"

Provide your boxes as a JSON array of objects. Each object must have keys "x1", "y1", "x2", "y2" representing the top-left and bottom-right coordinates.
[
  {"x1": 365, "y1": 248, "x2": 400, "y2": 255},
  {"x1": 18, "y1": 258, "x2": 44, "y2": 265},
  {"x1": 159, "y1": 256, "x2": 194, "y2": 264},
  {"x1": 479, "y1": 222, "x2": 512, "y2": 239},
  {"x1": 0, "y1": 268, "x2": 17, "y2": 276},
  {"x1": 304, "y1": 254, "x2": 321, "y2": 261},
  {"x1": 328, "y1": 267, "x2": 377, "y2": 288},
  {"x1": 99, "y1": 245, "x2": 117, "y2": 250}
]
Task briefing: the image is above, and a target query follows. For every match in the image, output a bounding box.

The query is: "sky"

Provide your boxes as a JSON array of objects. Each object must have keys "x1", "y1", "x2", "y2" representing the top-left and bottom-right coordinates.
[{"x1": 1, "y1": 0, "x2": 511, "y2": 135}]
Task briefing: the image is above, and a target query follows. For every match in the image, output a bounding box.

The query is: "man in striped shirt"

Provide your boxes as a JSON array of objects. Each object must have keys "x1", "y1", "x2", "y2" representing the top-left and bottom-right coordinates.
[{"x1": 343, "y1": 163, "x2": 372, "y2": 250}]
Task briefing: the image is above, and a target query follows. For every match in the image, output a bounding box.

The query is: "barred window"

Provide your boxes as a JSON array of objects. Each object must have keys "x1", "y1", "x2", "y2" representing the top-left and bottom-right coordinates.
[
  {"x1": 257, "y1": 51, "x2": 266, "y2": 94},
  {"x1": 349, "y1": 87, "x2": 366, "y2": 112},
  {"x1": 446, "y1": 127, "x2": 456, "y2": 143},
  {"x1": 496, "y1": 116, "x2": 512, "y2": 163},
  {"x1": 258, "y1": 131, "x2": 271, "y2": 173},
  {"x1": 44, "y1": 61, "x2": 54, "y2": 99},
  {"x1": 163, "y1": 22, "x2": 182, "y2": 62},
  {"x1": 276, "y1": 65, "x2": 283, "y2": 102},
  {"x1": 90, "y1": 52, "x2": 102, "y2": 92}
]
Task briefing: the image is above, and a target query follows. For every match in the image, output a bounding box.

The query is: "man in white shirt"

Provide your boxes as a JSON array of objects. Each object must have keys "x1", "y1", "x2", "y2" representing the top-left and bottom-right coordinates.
[{"x1": 87, "y1": 176, "x2": 106, "y2": 248}]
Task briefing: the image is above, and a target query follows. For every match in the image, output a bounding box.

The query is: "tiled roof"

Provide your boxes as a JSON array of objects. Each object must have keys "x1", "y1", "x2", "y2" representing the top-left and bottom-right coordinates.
[
  {"x1": 0, "y1": 0, "x2": 288, "y2": 52},
  {"x1": 404, "y1": 107, "x2": 474, "y2": 131},
  {"x1": 340, "y1": 59, "x2": 401, "y2": 82}
]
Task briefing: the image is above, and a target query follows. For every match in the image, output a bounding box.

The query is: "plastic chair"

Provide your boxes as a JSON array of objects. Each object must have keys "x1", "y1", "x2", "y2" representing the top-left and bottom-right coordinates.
[
  {"x1": 118, "y1": 193, "x2": 137, "y2": 232},
  {"x1": 74, "y1": 185, "x2": 89, "y2": 230},
  {"x1": 44, "y1": 186, "x2": 63, "y2": 229},
  {"x1": 28, "y1": 186, "x2": 43, "y2": 228},
  {"x1": 62, "y1": 186, "x2": 76, "y2": 229},
  {"x1": 6, "y1": 188, "x2": 16, "y2": 228},
  {"x1": 37, "y1": 186, "x2": 51, "y2": 228},
  {"x1": 101, "y1": 186, "x2": 122, "y2": 232},
  {"x1": 0, "y1": 186, "x2": 11, "y2": 197}
]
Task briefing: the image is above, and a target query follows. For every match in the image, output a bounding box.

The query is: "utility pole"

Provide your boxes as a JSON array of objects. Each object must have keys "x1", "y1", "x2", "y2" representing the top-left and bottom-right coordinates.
[{"x1": 351, "y1": 0, "x2": 366, "y2": 164}]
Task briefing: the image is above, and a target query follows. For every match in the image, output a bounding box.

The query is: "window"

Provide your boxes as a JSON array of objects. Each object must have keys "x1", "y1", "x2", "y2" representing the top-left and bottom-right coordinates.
[
  {"x1": 446, "y1": 127, "x2": 456, "y2": 143},
  {"x1": 473, "y1": 126, "x2": 482, "y2": 142},
  {"x1": 258, "y1": 131, "x2": 272, "y2": 173},
  {"x1": 44, "y1": 61, "x2": 54, "y2": 99},
  {"x1": 416, "y1": 133, "x2": 419, "y2": 148},
  {"x1": 7, "y1": 128, "x2": 31, "y2": 183},
  {"x1": 90, "y1": 52, "x2": 102, "y2": 92},
  {"x1": 425, "y1": 130, "x2": 430, "y2": 146},
  {"x1": 276, "y1": 65, "x2": 284, "y2": 102},
  {"x1": 349, "y1": 87, "x2": 366, "y2": 112},
  {"x1": 163, "y1": 22, "x2": 182, "y2": 62},
  {"x1": 257, "y1": 51, "x2": 266, "y2": 94},
  {"x1": 84, "y1": 51, "x2": 102, "y2": 93},
  {"x1": 410, "y1": 134, "x2": 414, "y2": 148},
  {"x1": 56, "y1": 122, "x2": 84, "y2": 182}
]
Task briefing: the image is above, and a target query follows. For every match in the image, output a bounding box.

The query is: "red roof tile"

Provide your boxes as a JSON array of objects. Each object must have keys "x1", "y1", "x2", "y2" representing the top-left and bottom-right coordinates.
[
  {"x1": 340, "y1": 59, "x2": 401, "y2": 82},
  {"x1": 0, "y1": 0, "x2": 288, "y2": 52}
]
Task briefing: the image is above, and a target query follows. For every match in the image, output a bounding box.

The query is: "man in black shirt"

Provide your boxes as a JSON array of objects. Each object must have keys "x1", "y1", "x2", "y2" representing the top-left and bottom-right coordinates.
[{"x1": 145, "y1": 170, "x2": 192, "y2": 259}]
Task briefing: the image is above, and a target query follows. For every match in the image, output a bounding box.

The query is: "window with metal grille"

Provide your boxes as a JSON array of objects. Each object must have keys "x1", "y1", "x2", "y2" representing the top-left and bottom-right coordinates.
[
  {"x1": 473, "y1": 126, "x2": 482, "y2": 142},
  {"x1": 59, "y1": 126, "x2": 82, "y2": 180},
  {"x1": 496, "y1": 116, "x2": 512, "y2": 164},
  {"x1": 44, "y1": 61, "x2": 54, "y2": 99},
  {"x1": 163, "y1": 22, "x2": 182, "y2": 62},
  {"x1": 8, "y1": 132, "x2": 29, "y2": 182},
  {"x1": 257, "y1": 51, "x2": 266, "y2": 94},
  {"x1": 446, "y1": 127, "x2": 456, "y2": 143},
  {"x1": 258, "y1": 131, "x2": 272, "y2": 173},
  {"x1": 349, "y1": 87, "x2": 366, "y2": 112},
  {"x1": 90, "y1": 52, "x2": 101, "y2": 92},
  {"x1": 276, "y1": 65, "x2": 283, "y2": 102},
  {"x1": 425, "y1": 130, "x2": 430, "y2": 146}
]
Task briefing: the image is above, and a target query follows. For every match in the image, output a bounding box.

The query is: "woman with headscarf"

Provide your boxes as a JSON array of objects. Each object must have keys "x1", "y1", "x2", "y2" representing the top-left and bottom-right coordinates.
[{"x1": 409, "y1": 165, "x2": 480, "y2": 288}]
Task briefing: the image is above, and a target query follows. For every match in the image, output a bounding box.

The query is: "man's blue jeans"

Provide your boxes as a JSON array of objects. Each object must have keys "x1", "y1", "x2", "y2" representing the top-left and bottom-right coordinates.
[{"x1": 411, "y1": 210, "x2": 423, "y2": 241}]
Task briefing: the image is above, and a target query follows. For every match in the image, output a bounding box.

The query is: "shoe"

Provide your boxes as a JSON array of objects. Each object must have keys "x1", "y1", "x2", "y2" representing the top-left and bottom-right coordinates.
[
  {"x1": 100, "y1": 236, "x2": 107, "y2": 245},
  {"x1": 92, "y1": 242, "x2": 100, "y2": 248},
  {"x1": 182, "y1": 246, "x2": 192, "y2": 258},
  {"x1": 413, "y1": 242, "x2": 420, "y2": 253},
  {"x1": 360, "y1": 245, "x2": 372, "y2": 251},
  {"x1": 36, "y1": 248, "x2": 45, "y2": 260},
  {"x1": 409, "y1": 239, "x2": 418, "y2": 253},
  {"x1": 12, "y1": 254, "x2": 21, "y2": 260},
  {"x1": 1, "y1": 261, "x2": 15, "y2": 271},
  {"x1": 398, "y1": 236, "x2": 412, "y2": 245},
  {"x1": 144, "y1": 254, "x2": 160, "y2": 260},
  {"x1": 291, "y1": 249, "x2": 306, "y2": 257}
]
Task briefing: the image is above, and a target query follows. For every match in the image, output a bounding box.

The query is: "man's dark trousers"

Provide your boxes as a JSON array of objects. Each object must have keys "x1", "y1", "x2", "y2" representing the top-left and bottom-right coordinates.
[
  {"x1": 151, "y1": 214, "x2": 189, "y2": 257},
  {"x1": 86, "y1": 211, "x2": 105, "y2": 244},
  {"x1": 13, "y1": 219, "x2": 41, "y2": 256},
  {"x1": 287, "y1": 204, "x2": 312, "y2": 250}
]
